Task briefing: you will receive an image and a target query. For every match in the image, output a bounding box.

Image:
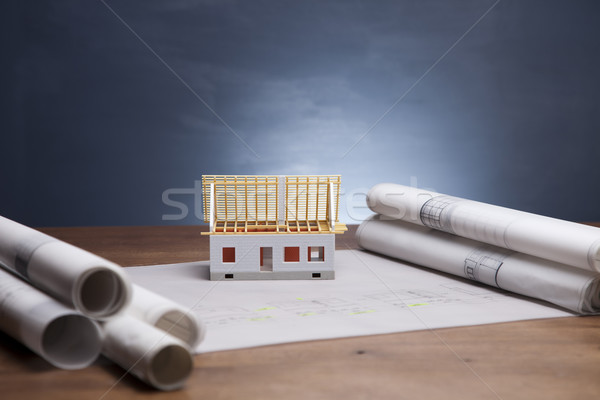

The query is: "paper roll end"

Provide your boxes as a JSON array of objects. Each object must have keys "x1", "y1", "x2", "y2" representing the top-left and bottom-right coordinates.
[
  {"x1": 147, "y1": 344, "x2": 194, "y2": 391},
  {"x1": 41, "y1": 314, "x2": 102, "y2": 370},
  {"x1": 74, "y1": 267, "x2": 132, "y2": 319},
  {"x1": 155, "y1": 310, "x2": 205, "y2": 349}
]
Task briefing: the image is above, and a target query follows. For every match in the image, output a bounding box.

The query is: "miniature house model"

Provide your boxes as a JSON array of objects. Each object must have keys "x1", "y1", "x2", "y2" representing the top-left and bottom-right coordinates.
[{"x1": 202, "y1": 175, "x2": 347, "y2": 280}]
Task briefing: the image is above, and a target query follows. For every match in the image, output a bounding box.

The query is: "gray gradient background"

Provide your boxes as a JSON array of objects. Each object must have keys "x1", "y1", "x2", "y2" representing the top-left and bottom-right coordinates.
[{"x1": 1, "y1": 0, "x2": 599, "y2": 227}]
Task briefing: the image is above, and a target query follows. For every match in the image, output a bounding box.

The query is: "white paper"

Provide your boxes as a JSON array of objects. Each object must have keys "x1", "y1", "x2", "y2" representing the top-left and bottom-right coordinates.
[
  {"x1": 0, "y1": 215, "x2": 132, "y2": 319},
  {"x1": 357, "y1": 216, "x2": 600, "y2": 314},
  {"x1": 125, "y1": 251, "x2": 573, "y2": 354},
  {"x1": 0, "y1": 268, "x2": 102, "y2": 369},
  {"x1": 366, "y1": 183, "x2": 600, "y2": 271},
  {"x1": 128, "y1": 284, "x2": 205, "y2": 348},
  {"x1": 102, "y1": 314, "x2": 193, "y2": 391}
]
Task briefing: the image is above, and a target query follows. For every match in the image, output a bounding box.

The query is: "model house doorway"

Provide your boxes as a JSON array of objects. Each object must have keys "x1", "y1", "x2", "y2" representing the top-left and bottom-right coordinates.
[{"x1": 260, "y1": 247, "x2": 273, "y2": 272}]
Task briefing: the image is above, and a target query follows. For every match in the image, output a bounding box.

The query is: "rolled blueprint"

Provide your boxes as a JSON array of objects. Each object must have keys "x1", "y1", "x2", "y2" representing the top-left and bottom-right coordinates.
[
  {"x1": 102, "y1": 314, "x2": 194, "y2": 391},
  {"x1": 128, "y1": 284, "x2": 205, "y2": 348},
  {"x1": 0, "y1": 215, "x2": 131, "y2": 319},
  {"x1": 356, "y1": 215, "x2": 600, "y2": 314},
  {"x1": 366, "y1": 183, "x2": 600, "y2": 271},
  {"x1": 0, "y1": 268, "x2": 103, "y2": 369}
]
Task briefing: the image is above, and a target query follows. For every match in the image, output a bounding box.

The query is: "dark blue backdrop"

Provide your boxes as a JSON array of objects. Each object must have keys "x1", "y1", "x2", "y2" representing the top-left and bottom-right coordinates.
[{"x1": 2, "y1": 0, "x2": 599, "y2": 227}]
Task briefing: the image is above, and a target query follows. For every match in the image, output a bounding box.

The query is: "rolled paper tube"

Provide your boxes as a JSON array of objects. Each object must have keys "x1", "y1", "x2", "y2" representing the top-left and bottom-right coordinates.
[
  {"x1": 0, "y1": 215, "x2": 132, "y2": 319},
  {"x1": 0, "y1": 268, "x2": 103, "y2": 369},
  {"x1": 366, "y1": 183, "x2": 600, "y2": 271},
  {"x1": 356, "y1": 215, "x2": 600, "y2": 314},
  {"x1": 129, "y1": 284, "x2": 205, "y2": 348},
  {"x1": 102, "y1": 315, "x2": 194, "y2": 391}
]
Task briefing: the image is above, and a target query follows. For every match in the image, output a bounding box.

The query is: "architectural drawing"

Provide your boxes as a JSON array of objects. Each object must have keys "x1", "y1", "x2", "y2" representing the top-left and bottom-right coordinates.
[
  {"x1": 463, "y1": 247, "x2": 511, "y2": 285},
  {"x1": 125, "y1": 250, "x2": 573, "y2": 353},
  {"x1": 357, "y1": 215, "x2": 600, "y2": 313},
  {"x1": 419, "y1": 195, "x2": 460, "y2": 232},
  {"x1": 202, "y1": 175, "x2": 347, "y2": 280},
  {"x1": 367, "y1": 183, "x2": 600, "y2": 271}
]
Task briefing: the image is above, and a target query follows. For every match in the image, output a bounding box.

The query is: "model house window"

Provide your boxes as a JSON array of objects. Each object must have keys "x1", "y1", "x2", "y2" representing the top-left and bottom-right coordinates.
[
  {"x1": 308, "y1": 246, "x2": 325, "y2": 262},
  {"x1": 284, "y1": 246, "x2": 300, "y2": 262},
  {"x1": 222, "y1": 247, "x2": 236, "y2": 263}
]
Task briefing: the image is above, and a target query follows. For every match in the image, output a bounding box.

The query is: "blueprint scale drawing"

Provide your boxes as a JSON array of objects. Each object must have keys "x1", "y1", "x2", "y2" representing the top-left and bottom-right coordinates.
[{"x1": 126, "y1": 250, "x2": 571, "y2": 353}]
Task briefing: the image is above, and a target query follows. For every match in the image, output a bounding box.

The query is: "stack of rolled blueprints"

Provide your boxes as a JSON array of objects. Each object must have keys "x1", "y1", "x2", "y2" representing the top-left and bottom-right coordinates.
[
  {"x1": 356, "y1": 184, "x2": 600, "y2": 314},
  {"x1": 0, "y1": 215, "x2": 205, "y2": 390}
]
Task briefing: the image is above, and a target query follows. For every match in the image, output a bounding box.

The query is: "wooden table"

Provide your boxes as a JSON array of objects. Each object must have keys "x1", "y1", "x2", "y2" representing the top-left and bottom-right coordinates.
[{"x1": 1, "y1": 225, "x2": 600, "y2": 400}]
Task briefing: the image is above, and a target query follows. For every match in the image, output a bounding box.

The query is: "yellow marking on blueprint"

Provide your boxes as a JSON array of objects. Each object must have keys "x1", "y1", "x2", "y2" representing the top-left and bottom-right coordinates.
[
  {"x1": 350, "y1": 310, "x2": 375, "y2": 315},
  {"x1": 255, "y1": 306, "x2": 276, "y2": 311},
  {"x1": 296, "y1": 297, "x2": 304, "y2": 300},
  {"x1": 300, "y1": 312, "x2": 316, "y2": 317},
  {"x1": 249, "y1": 316, "x2": 273, "y2": 322},
  {"x1": 408, "y1": 303, "x2": 429, "y2": 307}
]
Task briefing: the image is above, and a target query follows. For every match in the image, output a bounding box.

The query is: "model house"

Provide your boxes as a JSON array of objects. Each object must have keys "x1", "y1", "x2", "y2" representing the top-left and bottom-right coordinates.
[{"x1": 201, "y1": 175, "x2": 347, "y2": 280}]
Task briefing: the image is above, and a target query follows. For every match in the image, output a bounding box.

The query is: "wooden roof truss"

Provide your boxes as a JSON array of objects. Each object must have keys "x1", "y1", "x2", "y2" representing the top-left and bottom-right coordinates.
[{"x1": 202, "y1": 175, "x2": 347, "y2": 235}]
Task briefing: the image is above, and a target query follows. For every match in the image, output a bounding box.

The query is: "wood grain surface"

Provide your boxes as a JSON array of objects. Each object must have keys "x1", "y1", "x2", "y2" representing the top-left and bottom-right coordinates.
[{"x1": 1, "y1": 225, "x2": 599, "y2": 400}]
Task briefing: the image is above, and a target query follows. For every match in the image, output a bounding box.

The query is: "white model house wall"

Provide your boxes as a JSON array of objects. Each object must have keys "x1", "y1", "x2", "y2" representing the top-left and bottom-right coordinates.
[{"x1": 209, "y1": 234, "x2": 335, "y2": 280}]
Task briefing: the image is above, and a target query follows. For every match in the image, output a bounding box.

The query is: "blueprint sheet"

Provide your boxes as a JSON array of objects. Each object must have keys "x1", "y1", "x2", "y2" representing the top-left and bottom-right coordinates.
[{"x1": 125, "y1": 250, "x2": 573, "y2": 354}]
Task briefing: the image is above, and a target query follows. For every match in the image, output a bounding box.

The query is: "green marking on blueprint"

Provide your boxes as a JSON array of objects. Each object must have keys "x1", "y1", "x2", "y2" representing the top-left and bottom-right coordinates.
[
  {"x1": 255, "y1": 306, "x2": 276, "y2": 311},
  {"x1": 296, "y1": 297, "x2": 304, "y2": 300},
  {"x1": 408, "y1": 303, "x2": 429, "y2": 307},
  {"x1": 349, "y1": 310, "x2": 376, "y2": 315},
  {"x1": 300, "y1": 312, "x2": 316, "y2": 317},
  {"x1": 249, "y1": 316, "x2": 273, "y2": 322}
]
